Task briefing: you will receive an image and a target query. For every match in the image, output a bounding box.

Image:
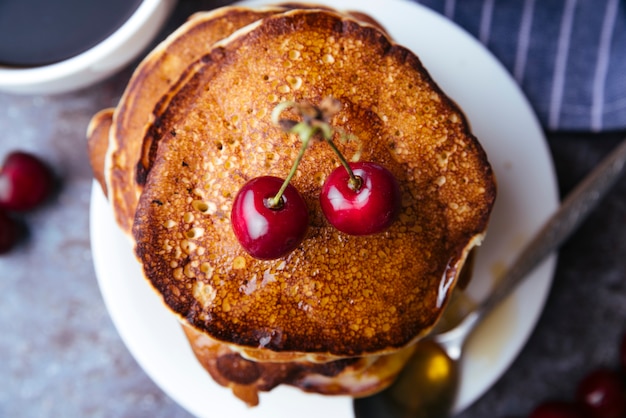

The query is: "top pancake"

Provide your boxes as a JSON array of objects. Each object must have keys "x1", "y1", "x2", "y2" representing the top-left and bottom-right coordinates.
[{"x1": 133, "y1": 9, "x2": 496, "y2": 358}]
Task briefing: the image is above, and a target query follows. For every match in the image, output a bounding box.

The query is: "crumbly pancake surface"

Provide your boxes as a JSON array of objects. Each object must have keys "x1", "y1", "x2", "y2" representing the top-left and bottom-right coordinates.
[{"x1": 133, "y1": 9, "x2": 496, "y2": 357}]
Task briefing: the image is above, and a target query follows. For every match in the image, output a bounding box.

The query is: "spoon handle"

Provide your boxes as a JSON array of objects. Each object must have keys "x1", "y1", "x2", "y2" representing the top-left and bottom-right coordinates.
[{"x1": 439, "y1": 136, "x2": 626, "y2": 349}]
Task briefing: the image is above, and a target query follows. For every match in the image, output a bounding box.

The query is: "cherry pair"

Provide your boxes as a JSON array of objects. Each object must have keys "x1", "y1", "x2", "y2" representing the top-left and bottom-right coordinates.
[
  {"x1": 231, "y1": 161, "x2": 400, "y2": 260},
  {"x1": 230, "y1": 99, "x2": 401, "y2": 260}
]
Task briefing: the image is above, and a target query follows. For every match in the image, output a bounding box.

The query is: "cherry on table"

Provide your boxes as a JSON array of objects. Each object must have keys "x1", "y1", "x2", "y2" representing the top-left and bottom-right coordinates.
[
  {"x1": 231, "y1": 176, "x2": 308, "y2": 260},
  {"x1": 575, "y1": 368, "x2": 626, "y2": 418},
  {"x1": 320, "y1": 161, "x2": 401, "y2": 235},
  {"x1": 0, "y1": 151, "x2": 54, "y2": 211}
]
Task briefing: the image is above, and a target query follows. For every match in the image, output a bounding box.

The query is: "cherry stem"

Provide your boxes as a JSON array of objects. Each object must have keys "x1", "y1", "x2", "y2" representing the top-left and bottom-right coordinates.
[
  {"x1": 268, "y1": 122, "x2": 314, "y2": 208},
  {"x1": 322, "y1": 135, "x2": 361, "y2": 191},
  {"x1": 269, "y1": 99, "x2": 362, "y2": 205}
]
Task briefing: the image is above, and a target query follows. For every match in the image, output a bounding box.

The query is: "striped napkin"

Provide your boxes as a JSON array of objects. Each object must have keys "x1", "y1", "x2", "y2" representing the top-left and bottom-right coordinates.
[{"x1": 415, "y1": 0, "x2": 626, "y2": 132}]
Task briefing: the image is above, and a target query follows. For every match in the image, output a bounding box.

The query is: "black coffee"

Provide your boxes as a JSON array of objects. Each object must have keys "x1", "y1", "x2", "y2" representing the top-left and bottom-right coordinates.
[{"x1": 0, "y1": 0, "x2": 143, "y2": 67}]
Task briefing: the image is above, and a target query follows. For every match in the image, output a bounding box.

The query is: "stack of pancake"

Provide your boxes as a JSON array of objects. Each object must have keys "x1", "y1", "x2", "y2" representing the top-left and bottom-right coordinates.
[{"x1": 87, "y1": 3, "x2": 496, "y2": 407}]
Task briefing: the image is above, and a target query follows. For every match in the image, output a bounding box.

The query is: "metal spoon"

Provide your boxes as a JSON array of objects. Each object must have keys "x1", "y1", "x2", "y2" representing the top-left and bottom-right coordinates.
[{"x1": 354, "y1": 137, "x2": 626, "y2": 418}]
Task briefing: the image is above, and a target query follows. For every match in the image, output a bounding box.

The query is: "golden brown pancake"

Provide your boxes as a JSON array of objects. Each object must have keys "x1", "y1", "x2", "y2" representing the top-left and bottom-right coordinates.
[
  {"x1": 133, "y1": 8, "x2": 496, "y2": 363},
  {"x1": 86, "y1": 5, "x2": 417, "y2": 405},
  {"x1": 87, "y1": 4, "x2": 495, "y2": 406}
]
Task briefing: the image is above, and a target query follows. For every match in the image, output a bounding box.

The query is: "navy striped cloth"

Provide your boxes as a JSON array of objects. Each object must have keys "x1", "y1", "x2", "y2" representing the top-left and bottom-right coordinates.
[{"x1": 414, "y1": 0, "x2": 626, "y2": 132}]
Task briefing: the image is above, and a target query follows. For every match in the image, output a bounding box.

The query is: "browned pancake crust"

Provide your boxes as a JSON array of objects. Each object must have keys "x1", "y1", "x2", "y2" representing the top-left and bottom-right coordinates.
[
  {"x1": 107, "y1": 6, "x2": 287, "y2": 234},
  {"x1": 133, "y1": 10, "x2": 496, "y2": 357},
  {"x1": 86, "y1": 108, "x2": 114, "y2": 197}
]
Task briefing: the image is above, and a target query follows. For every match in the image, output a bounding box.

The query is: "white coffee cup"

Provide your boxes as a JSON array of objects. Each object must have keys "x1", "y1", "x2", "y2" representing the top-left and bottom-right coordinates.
[{"x1": 0, "y1": 0, "x2": 177, "y2": 95}]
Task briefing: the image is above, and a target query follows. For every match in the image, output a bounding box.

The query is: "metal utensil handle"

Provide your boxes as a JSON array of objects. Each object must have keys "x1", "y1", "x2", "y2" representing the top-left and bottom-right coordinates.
[{"x1": 449, "y1": 137, "x2": 626, "y2": 341}]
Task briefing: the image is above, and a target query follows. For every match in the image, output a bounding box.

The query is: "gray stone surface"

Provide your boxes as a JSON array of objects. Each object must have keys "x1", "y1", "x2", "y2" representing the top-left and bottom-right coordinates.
[{"x1": 0, "y1": 2, "x2": 625, "y2": 417}]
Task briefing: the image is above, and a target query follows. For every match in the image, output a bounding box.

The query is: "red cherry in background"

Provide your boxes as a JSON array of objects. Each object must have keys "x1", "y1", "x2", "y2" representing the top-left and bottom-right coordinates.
[
  {"x1": 575, "y1": 368, "x2": 626, "y2": 418},
  {"x1": 320, "y1": 161, "x2": 401, "y2": 235},
  {"x1": 0, "y1": 151, "x2": 54, "y2": 211},
  {"x1": 0, "y1": 209, "x2": 20, "y2": 254},
  {"x1": 231, "y1": 176, "x2": 308, "y2": 260}
]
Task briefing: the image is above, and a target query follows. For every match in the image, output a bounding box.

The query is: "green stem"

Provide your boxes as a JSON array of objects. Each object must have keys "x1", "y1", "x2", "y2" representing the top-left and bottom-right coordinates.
[
  {"x1": 269, "y1": 123, "x2": 314, "y2": 208},
  {"x1": 323, "y1": 136, "x2": 361, "y2": 191}
]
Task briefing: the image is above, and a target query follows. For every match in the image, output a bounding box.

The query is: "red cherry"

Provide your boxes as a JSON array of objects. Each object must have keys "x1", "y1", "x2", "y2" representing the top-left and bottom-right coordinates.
[
  {"x1": 528, "y1": 401, "x2": 586, "y2": 418},
  {"x1": 231, "y1": 176, "x2": 308, "y2": 260},
  {"x1": 0, "y1": 209, "x2": 20, "y2": 254},
  {"x1": 575, "y1": 368, "x2": 626, "y2": 418},
  {"x1": 320, "y1": 162, "x2": 401, "y2": 235},
  {"x1": 0, "y1": 151, "x2": 54, "y2": 211}
]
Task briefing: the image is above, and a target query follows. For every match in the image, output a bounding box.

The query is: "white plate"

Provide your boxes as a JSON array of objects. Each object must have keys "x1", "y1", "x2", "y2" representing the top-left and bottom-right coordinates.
[{"x1": 89, "y1": 0, "x2": 559, "y2": 416}]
